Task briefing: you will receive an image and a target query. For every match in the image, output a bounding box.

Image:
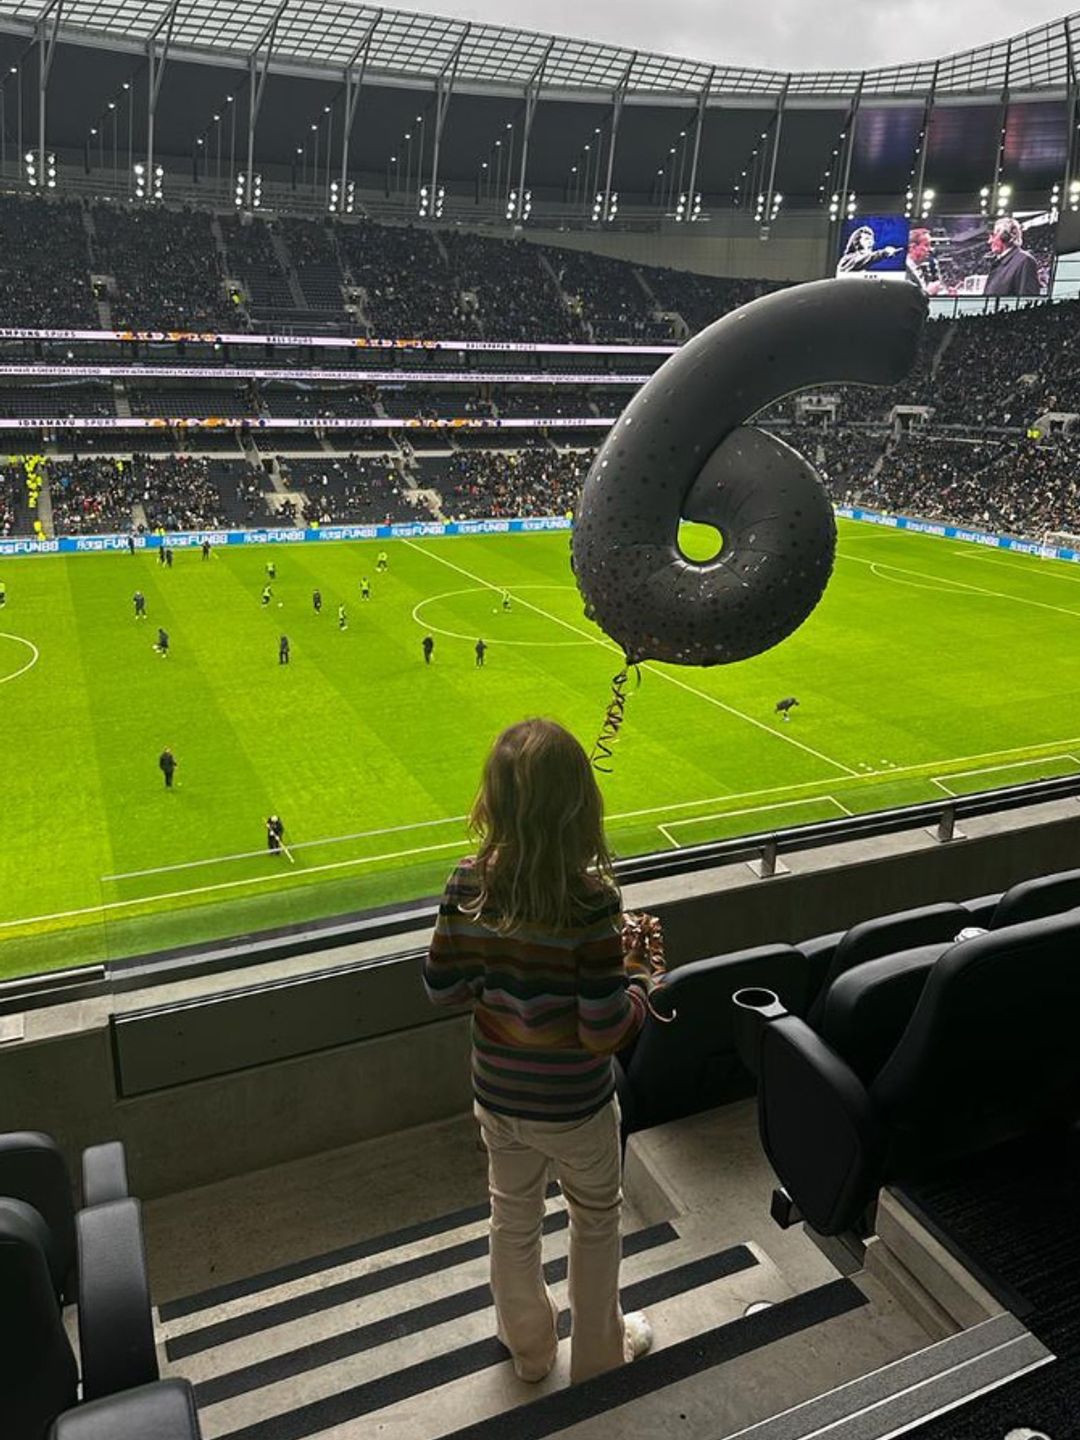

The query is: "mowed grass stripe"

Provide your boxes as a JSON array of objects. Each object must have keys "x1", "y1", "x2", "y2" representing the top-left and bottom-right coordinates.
[{"x1": 3, "y1": 525, "x2": 1080, "y2": 976}]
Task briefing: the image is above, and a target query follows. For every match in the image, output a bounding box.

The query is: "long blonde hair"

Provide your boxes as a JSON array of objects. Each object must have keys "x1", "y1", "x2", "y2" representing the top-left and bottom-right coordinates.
[{"x1": 466, "y1": 718, "x2": 617, "y2": 933}]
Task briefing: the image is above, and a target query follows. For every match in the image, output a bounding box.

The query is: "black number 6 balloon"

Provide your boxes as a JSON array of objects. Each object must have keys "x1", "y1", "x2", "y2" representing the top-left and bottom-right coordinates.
[{"x1": 572, "y1": 278, "x2": 928, "y2": 667}]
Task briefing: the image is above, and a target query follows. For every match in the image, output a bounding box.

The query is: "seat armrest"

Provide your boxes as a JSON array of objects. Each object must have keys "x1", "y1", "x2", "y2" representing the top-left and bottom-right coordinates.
[
  {"x1": 81, "y1": 1142, "x2": 130, "y2": 1209},
  {"x1": 962, "y1": 893, "x2": 1001, "y2": 928},
  {"x1": 76, "y1": 1199, "x2": 159, "y2": 1402},
  {"x1": 795, "y1": 932, "x2": 844, "y2": 1008},
  {"x1": 50, "y1": 1379, "x2": 202, "y2": 1440}
]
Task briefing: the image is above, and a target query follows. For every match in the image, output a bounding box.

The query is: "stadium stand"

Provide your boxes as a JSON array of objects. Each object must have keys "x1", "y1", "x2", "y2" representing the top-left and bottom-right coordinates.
[
  {"x1": 0, "y1": 195, "x2": 97, "y2": 327},
  {"x1": 49, "y1": 457, "x2": 141, "y2": 534},
  {"x1": 136, "y1": 456, "x2": 233, "y2": 531},
  {"x1": 281, "y1": 453, "x2": 427, "y2": 524},
  {"x1": 440, "y1": 230, "x2": 579, "y2": 341},
  {"x1": 338, "y1": 220, "x2": 471, "y2": 335},
  {"x1": 91, "y1": 205, "x2": 229, "y2": 331},
  {"x1": 419, "y1": 447, "x2": 591, "y2": 519},
  {"x1": 223, "y1": 215, "x2": 295, "y2": 319},
  {"x1": 277, "y1": 218, "x2": 346, "y2": 311},
  {"x1": 0, "y1": 462, "x2": 31, "y2": 535}
]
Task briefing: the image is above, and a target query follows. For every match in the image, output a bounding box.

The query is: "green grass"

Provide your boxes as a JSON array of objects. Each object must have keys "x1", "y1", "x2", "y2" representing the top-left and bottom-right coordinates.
[{"x1": 3, "y1": 519, "x2": 1080, "y2": 979}]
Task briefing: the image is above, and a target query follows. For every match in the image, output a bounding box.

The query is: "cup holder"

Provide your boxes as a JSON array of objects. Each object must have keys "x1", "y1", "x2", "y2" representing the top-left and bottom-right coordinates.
[{"x1": 732, "y1": 987, "x2": 788, "y2": 1078}]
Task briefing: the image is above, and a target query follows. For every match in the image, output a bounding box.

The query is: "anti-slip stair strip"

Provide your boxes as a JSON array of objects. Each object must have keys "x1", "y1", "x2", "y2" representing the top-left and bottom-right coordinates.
[
  {"x1": 168, "y1": 1209, "x2": 572, "y2": 1361},
  {"x1": 437, "y1": 1279, "x2": 868, "y2": 1440},
  {"x1": 160, "y1": 1184, "x2": 562, "y2": 1322},
  {"x1": 723, "y1": 1312, "x2": 1032, "y2": 1440},
  {"x1": 194, "y1": 1222, "x2": 681, "y2": 1408},
  {"x1": 214, "y1": 1243, "x2": 762, "y2": 1440}
]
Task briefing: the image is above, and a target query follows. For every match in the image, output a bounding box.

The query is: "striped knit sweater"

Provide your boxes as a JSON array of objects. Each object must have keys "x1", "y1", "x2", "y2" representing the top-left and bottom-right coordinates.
[{"x1": 424, "y1": 858, "x2": 651, "y2": 1121}]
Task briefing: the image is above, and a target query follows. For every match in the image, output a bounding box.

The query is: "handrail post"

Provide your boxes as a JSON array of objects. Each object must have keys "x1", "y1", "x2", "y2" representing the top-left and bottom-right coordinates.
[{"x1": 747, "y1": 833, "x2": 790, "y2": 878}]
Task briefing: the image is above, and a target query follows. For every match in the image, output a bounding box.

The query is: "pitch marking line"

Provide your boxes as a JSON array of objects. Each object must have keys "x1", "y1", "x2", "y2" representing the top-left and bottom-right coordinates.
[
  {"x1": 410, "y1": 584, "x2": 592, "y2": 648},
  {"x1": 402, "y1": 540, "x2": 860, "y2": 779},
  {"x1": 4, "y1": 733, "x2": 1080, "y2": 934},
  {"x1": 930, "y1": 754, "x2": 1080, "y2": 798},
  {"x1": 102, "y1": 813, "x2": 471, "y2": 883},
  {"x1": 842, "y1": 553, "x2": 1080, "y2": 622},
  {"x1": 0, "y1": 633, "x2": 39, "y2": 686},
  {"x1": 658, "y1": 795, "x2": 852, "y2": 849}
]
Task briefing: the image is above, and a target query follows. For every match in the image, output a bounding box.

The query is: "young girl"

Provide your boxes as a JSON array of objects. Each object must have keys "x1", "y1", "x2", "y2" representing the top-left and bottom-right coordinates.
[{"x1": 424, "y1": 718, "x2": 660, "y2": 1384}]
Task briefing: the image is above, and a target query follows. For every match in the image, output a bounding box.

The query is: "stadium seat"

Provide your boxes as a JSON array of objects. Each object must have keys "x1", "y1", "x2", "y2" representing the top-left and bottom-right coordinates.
[
  {"x1": 50, "y1": 1381, "x2": 203, "y2": 1440},
  {"x1": 804, "y1": 903, "x2": 969, "y2": 1027},
  {"x1": 987, "y1": 867, "x2": 1080, "y2": 930},
  {"x1": 742, "y1": 910, "x2": 1080, "y2": 1234},
  {"x1": 815, "y1": 944, "x2": 946, "y2": 1082},
  {"x1": 0, "y1": 1198, "x2": 79, "y2": 1440},
  {"x1": 75, "y1": 1199, "x2": 158, "y2": 1402},
  {"x1": 617, "y1": 944, "x2": 811, "y2": 1134},
  {"x1": 0, "y1": 1132, "x2": 77, "y2": 1300}
]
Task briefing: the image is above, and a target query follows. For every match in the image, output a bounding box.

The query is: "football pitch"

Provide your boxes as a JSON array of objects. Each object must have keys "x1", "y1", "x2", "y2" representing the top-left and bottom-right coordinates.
[{"x1": 3, "y1": 518, "x2": 1080, "y2": 980}]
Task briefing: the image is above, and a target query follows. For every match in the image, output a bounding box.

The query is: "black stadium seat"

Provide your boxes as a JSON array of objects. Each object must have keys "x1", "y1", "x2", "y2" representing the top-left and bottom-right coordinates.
[
  {"x1": 987, "y1": 866, "x2": 1080, "y2": 929},
  {"x1": 815, "y1": 944, "x2": 946, "y2": 1083},
  {"x1": 0, "y1": 1132, "x2": 78, "y2": 1300},
  {"x1": 0, "y1": 1198, "x2": 79, "y2": 1440},
  {"x1": 617, "y1": 944, "x2": 812, "y2": 1134},
  {"x1": 50, "y1": 1380, "x2": 202, "y2": 1440},
  {"x1": 805, "y1": 902, "x2": 969, "y2": 1027},
  {"x1": 741, "y1": 909, "x2": 1080, "y2": 1234}
]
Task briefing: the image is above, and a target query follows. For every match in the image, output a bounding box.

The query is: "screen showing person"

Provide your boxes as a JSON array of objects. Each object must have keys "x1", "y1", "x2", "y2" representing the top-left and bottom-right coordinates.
[
  {"x1": 927, "y1": 213, "x2": 1054, "y2": 297},
  {"x1": 836, "y1": 215, "x2": 909, "y2": 278},
  {"x1": 906, "y1": 228, "x2": 945, "y2": 294}
]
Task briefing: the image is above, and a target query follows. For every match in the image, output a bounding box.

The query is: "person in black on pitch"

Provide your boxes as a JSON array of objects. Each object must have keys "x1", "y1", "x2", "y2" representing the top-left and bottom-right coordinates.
[
  {"x1": 475, "y1": 638, "x2": 487, "y2": 668},
  {"x1": 279, "y1": 634, "x2": 290, "y2": 665},
  {"x1": 157, "y1": 544, "x2": 166, "y2": 567},
  {"x1": 159, "y1": 748, "x2": 177, "y2": 788},
  {"x1": 266, "y1": 814, "x2": 285, "y2": 852},
  {"x1": 313, "y1": 589, "x2": 322, "y2": 614},
  {"x1": 422, "y1": 634, "x2": 434, "y2": 665},
  {"x1": 775, "y1": 696, "x2": 799, "y2": 722},
  {"x1": 165, "y1": 547, "x2": 173, "y2": 569},
  {"x1": 155, "y1": 627, "x2": 169, "y2": 657},
  {"x1": 127, "y1": 533, "x2": 136, "y2": 555},
  {"x1": 201, "y1": 539, "x2": 211, "y2": 560},
  {"x1": 133, "y1": 590, "x2": 146, "y2": 620}
]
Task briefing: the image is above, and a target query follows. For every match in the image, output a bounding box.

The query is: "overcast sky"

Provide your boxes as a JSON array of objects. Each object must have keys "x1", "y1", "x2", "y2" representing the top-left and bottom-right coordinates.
[{"x1": 401, "y1": 0, "x2": 1069, "y2": 72}]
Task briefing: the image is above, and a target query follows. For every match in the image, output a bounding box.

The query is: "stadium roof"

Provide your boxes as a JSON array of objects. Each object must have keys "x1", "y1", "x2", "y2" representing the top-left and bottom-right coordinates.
[{"x1": 0, "y1": 0, "x2": 1076, "y2": 98}]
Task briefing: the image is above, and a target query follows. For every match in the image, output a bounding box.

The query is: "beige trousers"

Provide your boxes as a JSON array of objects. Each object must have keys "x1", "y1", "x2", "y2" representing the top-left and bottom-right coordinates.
[{"x1": 475, "y1": 1095, "x2": 632, "y2": 1384}]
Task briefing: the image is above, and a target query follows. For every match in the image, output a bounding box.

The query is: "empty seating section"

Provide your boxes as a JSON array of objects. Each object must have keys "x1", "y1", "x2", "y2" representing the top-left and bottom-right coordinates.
[
  {"x1": 280, "y1": 454, "x2": 426, "y2": 524},
  {"x1": 0, "y1": 463, "x2": 30, "y2": 535},
  {"x1": 92, "y1": 206, "x2": 228, "y2": 331},
  {"x1": 223, "y1": 216, "x2": 294, "y2": 315},
  {"x1": 0, "y1": 388, "x2": 114, "y2": 418},
  {"x1": 261, "y1": 385, "x2": 377, "y2": 419},
  {"x1": 0, "y1": 195, "x2": 96, "y2": 326},
  {"x1": 278, "y1": 218, "x2": 345, "y2": 310},
  {"x1": 128, "y1": 387, "x2": 254, "y2": 419},
  {"x1": 612, "y1": 863, "x2": 1080, "y2": 1238}
]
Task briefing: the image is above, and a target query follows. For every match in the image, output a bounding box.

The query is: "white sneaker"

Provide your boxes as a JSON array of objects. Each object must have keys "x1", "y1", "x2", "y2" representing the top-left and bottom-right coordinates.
[{"x1": 623, "y1": 1311, "x2": 653, "y2": 1361}]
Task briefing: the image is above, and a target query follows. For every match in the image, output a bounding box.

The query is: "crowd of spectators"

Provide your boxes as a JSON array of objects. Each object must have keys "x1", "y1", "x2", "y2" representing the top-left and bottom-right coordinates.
[
  {"x1": 0, "y1": 196, "x2": 97, "y2": 326},
  {"x1": 136, "y1": 456, "x2": 230, "y2": 530},
  {"x1": 422, "y1": 446, "x2": 592, "y2": 520},
  {"x1": 281, "y1": 454, "x2": 428, "y2": 525},
  {"x1": 50, "y1": 457, "x2": 140, "y2": 534},
  {"x1": 441, "y1": 232, "x2": 578, "y2": 342},
  {"x1": 92, "y1": 205, "x2": 230, "y2": 331},
  {"x1": 341, "y1": 222, "x2": 469, "y2": 336}
]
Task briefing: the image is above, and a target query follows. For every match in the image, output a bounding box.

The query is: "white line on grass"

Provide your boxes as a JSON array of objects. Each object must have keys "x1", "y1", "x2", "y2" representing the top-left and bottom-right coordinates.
[
  {"x1": 931, "y1": 753, "x2": 1080, "y2": 797},
  {"x1": 101, "y1": 813, "x2": 471, "y2": 883},
  {"x1": 0, "y1": 633, "x2": 39, "y2": 686},
  {"x1": 402, "y1": 539, "x2": 860, "y2": 778},
  {"x1": 842, "y1": 553, "x2": 1080, "y2": 623},
  {"x1": 947, "y1": 548, "x2": 1080, "y2": 585},
  {"x1": 0, "y1": 838, "x2": 470, "y2": 932},
  {"x1": 662, "y1": 794, "x2": 851, "y2": 843}
]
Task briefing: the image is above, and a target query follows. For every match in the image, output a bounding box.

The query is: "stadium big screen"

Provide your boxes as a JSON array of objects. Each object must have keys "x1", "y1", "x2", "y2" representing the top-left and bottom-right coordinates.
[
  {"x1": 914, "y1": 213, "x2": 1056, "y2": 297},
  {"x1": 836, "y1": 216, "x2": 910, "y2": 277}
]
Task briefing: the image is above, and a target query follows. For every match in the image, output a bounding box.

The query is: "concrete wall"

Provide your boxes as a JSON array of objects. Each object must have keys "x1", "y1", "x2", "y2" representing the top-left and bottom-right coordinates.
[{"x1": 2, "y1": 797, "x2": 1077, "y2": 1200}]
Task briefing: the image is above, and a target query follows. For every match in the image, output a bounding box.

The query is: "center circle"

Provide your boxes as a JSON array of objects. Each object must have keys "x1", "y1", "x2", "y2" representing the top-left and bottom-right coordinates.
[
  {"x1": 412, "y1": 586, "x2": 595, "y2": 648},
  {"x1": 0, "y1": 633, "x2": 39, "y2": 687}
]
